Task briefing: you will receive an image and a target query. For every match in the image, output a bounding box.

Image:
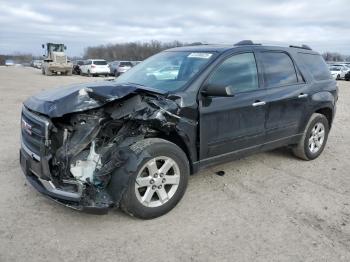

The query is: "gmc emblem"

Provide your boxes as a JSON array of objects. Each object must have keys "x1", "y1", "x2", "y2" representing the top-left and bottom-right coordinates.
[{"x1": 21, "y1": 119, "x2": 32, "y2": 135}]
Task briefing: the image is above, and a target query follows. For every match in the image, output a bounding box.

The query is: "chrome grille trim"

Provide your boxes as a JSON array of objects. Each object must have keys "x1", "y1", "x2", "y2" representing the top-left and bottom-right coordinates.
[{"x1": 22, "y1": 106, "x2": 50, "y2": 143}]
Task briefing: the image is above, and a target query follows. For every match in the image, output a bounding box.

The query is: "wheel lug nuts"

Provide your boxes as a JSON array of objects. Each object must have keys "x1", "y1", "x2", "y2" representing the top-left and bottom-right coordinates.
[
  {"x1": 152, "y1": 185, "x2": 156, "y2": 190},
  {"x1": 150, "y1": 179, "x2": 155, "y2": 184},
  {"x1": 158, "y1": 185, "x2": 162, "y2": 189},
  {"x1": 160, "y1": 173, "x2": 164, "y2": 177},
  {"x1": 154, "y1": 174, "x2": 158, "y2": 178},
  {"x1": 162, "y1": 178, "x2": 166, "y2": 183}
]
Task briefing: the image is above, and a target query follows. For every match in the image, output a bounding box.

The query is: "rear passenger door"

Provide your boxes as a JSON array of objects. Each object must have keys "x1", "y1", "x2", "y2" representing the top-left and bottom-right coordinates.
[{"x1": 256, "y1": 51, "x2": 308, "y2": 145}]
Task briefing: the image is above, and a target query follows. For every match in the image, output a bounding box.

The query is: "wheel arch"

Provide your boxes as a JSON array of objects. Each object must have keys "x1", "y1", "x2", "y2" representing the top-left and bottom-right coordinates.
[
  {"x1": 315, "y1": 107, "x2": 333, "y2": 128},
  {"x1": 151, "y1": 131, "x2": 194, "y2": 174}
]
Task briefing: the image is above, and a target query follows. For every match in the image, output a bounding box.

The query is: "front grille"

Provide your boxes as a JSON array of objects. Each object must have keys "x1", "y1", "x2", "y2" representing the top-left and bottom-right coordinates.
[{"x1": 21, "y1": 106, "x2": 50, "y2": 157}]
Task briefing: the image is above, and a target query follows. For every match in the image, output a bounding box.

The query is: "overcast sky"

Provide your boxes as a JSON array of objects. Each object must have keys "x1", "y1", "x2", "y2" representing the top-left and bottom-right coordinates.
[{"x1": 0, "y1": 0, "x2": 349, "y2": 56}]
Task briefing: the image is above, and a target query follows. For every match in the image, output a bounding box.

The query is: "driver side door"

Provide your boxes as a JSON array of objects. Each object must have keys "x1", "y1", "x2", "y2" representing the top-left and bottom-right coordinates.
[{"x1": 199, "y1": 52, "x2": 268, "y2": 161}]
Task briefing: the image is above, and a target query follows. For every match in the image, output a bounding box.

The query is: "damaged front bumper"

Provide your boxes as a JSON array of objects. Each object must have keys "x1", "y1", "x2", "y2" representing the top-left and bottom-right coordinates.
[
  {"x1": 20, "y1": 146, "x2": 109, "y2": 214},
  {"x1": 20, "y1": 86, "x2": 197, "y2": 215}
]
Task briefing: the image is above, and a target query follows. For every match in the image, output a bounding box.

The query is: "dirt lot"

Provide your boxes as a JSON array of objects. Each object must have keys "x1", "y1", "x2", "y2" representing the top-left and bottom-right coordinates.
[{"x1": 1, "y1": 66, "x2": 350, "y2": 262}]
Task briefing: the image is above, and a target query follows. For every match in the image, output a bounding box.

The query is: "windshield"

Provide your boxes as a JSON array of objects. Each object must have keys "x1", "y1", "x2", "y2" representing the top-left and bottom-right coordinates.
[
  {"x1": 48, "y1": 44, "x2": 64, "y2": 52},
  {"x1": 114, "y1": 51, "x2": 215, "y2": 91},
  {"x1": 330, "y1": 67, "x2": 341, "y2": 71}
]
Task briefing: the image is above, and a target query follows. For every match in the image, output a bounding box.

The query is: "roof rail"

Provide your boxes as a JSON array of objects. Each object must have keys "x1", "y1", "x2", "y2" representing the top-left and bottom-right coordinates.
[
  {"x1": 234, "y1": 40, "x2": 261, "y2": 46},
  {"x1": 289, "y1": 44, "x2": 312, "y2": 50}
]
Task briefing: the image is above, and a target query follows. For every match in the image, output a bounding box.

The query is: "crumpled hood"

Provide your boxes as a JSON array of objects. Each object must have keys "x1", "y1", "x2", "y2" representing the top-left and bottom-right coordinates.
[{"x1": 24, "y1": 81, "x2": 166, "y2": 118}]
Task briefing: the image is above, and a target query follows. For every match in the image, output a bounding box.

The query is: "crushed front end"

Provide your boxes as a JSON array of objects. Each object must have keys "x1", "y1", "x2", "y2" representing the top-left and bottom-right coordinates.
[{"x1": 20, "y1": 89, "x2": 196, "y2": 214}]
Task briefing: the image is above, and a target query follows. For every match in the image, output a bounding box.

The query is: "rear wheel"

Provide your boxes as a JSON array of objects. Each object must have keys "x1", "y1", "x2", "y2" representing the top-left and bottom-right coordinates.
[
  {"x1": 292, "y1": 113, "x2": 329, "y2": 160},
  {"x1": 87, "y1": 70, "x2": 91, "y2": 77},
  {"x1": 120, "y1": 138, "x2": 189, "y2": 219},
  {"x1": 336, "y1": 74, "x2": 340, "y2": 80}
]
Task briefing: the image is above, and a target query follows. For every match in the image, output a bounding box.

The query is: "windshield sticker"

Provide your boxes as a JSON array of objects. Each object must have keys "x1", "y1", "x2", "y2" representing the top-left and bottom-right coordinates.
[{"x1": 188, "y1": 53, "x2": 213, "y2": 59}]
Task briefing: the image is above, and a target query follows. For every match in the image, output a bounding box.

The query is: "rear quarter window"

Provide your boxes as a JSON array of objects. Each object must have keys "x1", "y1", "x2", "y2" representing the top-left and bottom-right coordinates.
[{"x1": 298, "y1": 53, "x2": 332, "y2": 81}]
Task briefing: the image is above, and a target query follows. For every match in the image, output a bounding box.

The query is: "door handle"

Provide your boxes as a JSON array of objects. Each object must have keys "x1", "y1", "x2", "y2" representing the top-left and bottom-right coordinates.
[
  {"x1": 252, "y1": 101, "x2": 266, "y2": 107},
  {"x1": 298, "y1": 93, "x2": 308, "y2": 99}
]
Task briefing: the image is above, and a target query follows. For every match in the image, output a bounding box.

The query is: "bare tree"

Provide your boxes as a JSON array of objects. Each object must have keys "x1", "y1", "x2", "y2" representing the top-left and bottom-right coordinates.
[{"x1": 83, "y1": 40, "x2": 200, "y2": 61}]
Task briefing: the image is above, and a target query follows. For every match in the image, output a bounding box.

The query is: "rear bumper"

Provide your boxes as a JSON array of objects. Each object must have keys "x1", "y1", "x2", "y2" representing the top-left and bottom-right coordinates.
[
  {"x1": 20, "y1": 147, "x2": 109, "y2": 214},
  {"x1": 90, "y1": 68, "x2": 110, "y2": 74}
]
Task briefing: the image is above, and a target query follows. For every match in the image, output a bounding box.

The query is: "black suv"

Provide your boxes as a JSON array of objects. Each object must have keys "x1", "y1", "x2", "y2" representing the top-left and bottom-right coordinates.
[{"x1": 20, "y1": 41, "x2": 337, "y2": 219}]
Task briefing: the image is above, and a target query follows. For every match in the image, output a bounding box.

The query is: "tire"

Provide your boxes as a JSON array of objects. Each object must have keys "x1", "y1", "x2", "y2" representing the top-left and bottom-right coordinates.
[
  {"x1": 292, "y1": 113, "x2": 329, "y2": 160},
  {"x1": 45, "y1": 68, "x2": 52, "y2": 76},
  {"x1": 336, "y1": 74, "x2": 340, "y2": 80},
  {"x1": 114, "y1": 70, "x2": 119, "y2": 77},
  {"x1": 66, "y1": 69, "x2": 72, "y2": 76},
  {"x1": 120, "y1": 138, "x2": 189, "y2": 219},
  {"x1": 87, "y1": 70, "x2": 91, "y2": 77}
]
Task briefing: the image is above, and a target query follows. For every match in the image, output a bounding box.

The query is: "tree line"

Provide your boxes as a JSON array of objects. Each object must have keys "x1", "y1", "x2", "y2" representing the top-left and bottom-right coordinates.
[
  {"x1": 1, "y1": 41, "x2": 350, "y2": 64},
  {"x1": 82, "y1": 40, "x2": 202, "y2": 61},
  {"x1": 322, "y1": 52, "x2": 350, "y2": 62}
]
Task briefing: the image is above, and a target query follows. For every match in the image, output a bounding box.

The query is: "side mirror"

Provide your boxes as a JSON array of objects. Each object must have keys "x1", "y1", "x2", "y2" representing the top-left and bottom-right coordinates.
[
  {"x1": 201, "y1": 83, "x2": 235, "y2": 97},
  {"x1": 64, "y1": 46, "x2": 67, "y2": 50},
  {"x1": 42, "y1": 44, "x2": 45, "y2": 49}
]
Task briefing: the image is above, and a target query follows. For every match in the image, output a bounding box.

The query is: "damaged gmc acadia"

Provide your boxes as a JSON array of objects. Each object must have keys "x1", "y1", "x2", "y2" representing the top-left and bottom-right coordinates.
[{"x1": 20, "y1": 41, "x2": 337, "y2": 219}]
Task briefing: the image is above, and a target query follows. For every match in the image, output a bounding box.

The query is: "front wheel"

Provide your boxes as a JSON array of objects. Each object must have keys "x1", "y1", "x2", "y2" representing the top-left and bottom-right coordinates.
[
  {"x1": 292, "y1": 113, "x2": 329, "y2": 160},
  {"x1": 120, "y1": 138, "x2": 189, "y2": 219}
]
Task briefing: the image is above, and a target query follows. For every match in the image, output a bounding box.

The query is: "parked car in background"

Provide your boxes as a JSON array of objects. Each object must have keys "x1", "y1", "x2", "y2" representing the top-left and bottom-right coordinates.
[
  {"x1": 345, "y1": 71, "x2": 350, "y2": 81},
  {"x1": 109, "y1": 61, "x2": 133, "y2": 76},
  {"x1": 5, "y1": 59, "x2": 15, "y2": 66},
  {"x1": 329, "y1": 65, "x2": 347, "y2": 80},
  {"x1": 72, "y1": 60, "x2": 84, "y2": 75},
  {"x1": 32, "y1": 60, "x2": 42, "y2": 69},
  {"x1": 80, "y1": 59, "x2": 110, "y2": 77}
]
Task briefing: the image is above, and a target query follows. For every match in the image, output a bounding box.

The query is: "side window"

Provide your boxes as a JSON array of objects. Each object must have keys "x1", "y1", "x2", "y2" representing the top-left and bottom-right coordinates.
[
  {"x1": 207, "y1": 53, "x2": 259, "y2": 93},
  {"x1": 260, "y1": 52, "x2": 298, "y2": 88}
]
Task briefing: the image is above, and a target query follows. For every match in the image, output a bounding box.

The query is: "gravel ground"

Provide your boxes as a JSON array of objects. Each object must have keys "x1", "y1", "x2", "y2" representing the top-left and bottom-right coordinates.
[{"x1": 1, "y1": 66, "x2": 350, "y2": 262}]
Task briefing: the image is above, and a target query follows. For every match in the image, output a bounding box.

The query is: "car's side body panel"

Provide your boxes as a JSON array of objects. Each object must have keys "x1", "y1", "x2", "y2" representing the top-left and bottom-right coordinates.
[{"x1": 20, "y1": 43, "x2": 338, "y2": 213}]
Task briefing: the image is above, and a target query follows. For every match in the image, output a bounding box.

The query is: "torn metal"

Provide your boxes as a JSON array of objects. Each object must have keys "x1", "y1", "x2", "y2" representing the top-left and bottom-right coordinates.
[
  {"x1": 22, "y1": 83, "x2": 197, "y2": 212},
  {"x1": 24, "y1": 81, "x2": 167, "y2": 118}
]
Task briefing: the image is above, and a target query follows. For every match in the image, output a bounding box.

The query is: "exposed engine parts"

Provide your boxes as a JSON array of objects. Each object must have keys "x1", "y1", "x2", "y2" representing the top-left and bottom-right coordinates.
[
  {"x1": 46, "y1": 92, "x2": 193, "y2": 209},
  {"x1": 70, "y1": 140, "x2": 102, "y2": 183}
]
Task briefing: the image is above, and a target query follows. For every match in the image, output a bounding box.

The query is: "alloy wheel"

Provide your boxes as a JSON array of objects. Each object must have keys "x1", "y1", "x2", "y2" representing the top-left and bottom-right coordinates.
[
  {"x1": 135, "y1": 156, "x2": 180, "y2": 208},
  {"x1": 308, "y1": 122, "x2": 325, "y2": 154}
]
